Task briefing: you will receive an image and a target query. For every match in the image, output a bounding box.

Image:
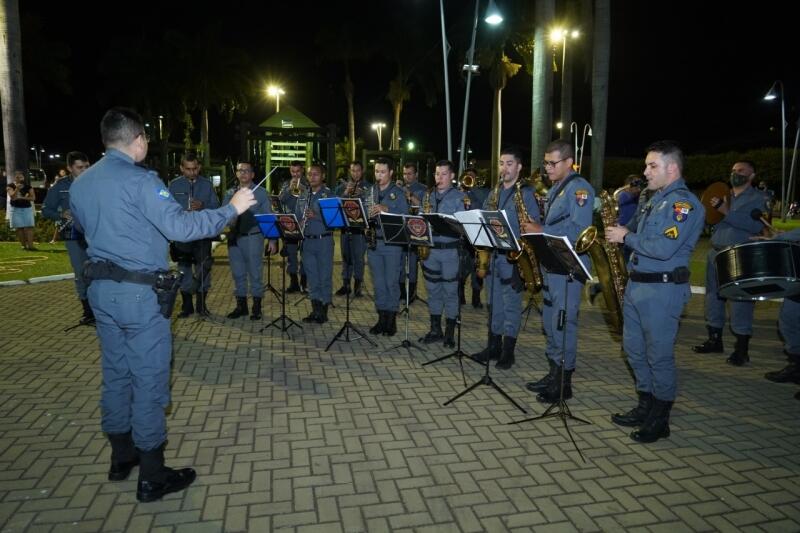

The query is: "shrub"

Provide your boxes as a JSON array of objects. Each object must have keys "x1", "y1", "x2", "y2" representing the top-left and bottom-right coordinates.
[{"x1": 0, "y1": 209, "x2": 58, "y2": 242}]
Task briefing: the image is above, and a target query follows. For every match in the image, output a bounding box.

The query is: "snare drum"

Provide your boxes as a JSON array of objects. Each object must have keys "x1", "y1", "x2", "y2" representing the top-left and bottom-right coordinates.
[{"x1": 715, "y1": 240, "x2": 800, "y2": 300}]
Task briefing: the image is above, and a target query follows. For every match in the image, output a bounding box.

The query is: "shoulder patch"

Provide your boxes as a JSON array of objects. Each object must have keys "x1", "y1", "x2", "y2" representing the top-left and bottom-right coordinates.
[
  {"x1": 575, "y1": 189, "x2": 589, "y2": 207},
  {"x1": 157, "y1": 188, "x2": 171, "y2": 200},
  {"x1": 664, "y1": 225, "x2": 679, "y2": 239},
  {"x1": 672, "y1": 201, "x2": 692, "y2": 222}
]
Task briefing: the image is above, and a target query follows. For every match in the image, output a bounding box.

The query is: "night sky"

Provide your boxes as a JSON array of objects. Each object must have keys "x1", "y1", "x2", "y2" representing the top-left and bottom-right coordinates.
[{"x1": 17, "y1": 0, "x2": 800, "y2": 172}]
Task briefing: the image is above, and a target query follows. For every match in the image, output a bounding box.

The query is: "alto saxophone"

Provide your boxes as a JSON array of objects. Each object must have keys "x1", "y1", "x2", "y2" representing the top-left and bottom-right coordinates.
[
  {"x1": 506, "y1": 181, "x2": 543, "y2": 293},
  {"x1": 575, "y1": 189, "x2": 628, "y2": 332},
  {"x1": 417, "y1": 189, "x2": 433, "y2": 260},
  {"x1": 364, "y1": 185, "x2": 378, "y2": 250}
]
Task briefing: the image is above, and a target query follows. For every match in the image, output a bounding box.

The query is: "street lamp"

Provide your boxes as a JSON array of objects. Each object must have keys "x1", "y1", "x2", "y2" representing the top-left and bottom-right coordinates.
[
  {"x1": 458, "y1": 0, "x2": 503, "y2": 174},
  {"x1": 764, "y1": 80, "x2": 787, "y2": 220},
  {"x1": 267, "y1": 85, "x2": 285, "y2": 113},
  {"x1": 371, "y1": 122, "x2": 387, "y2": 151},
  {"x1": 551, "y1": 27, "x2": 580, "y2": 133}
]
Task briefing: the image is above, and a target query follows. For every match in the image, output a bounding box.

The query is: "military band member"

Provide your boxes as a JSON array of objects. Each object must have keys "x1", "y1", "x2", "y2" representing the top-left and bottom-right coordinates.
[
  {"x1": 335, "y1": 161, "x2": 368, "y2": 297},
  {"x1": 367, "y1": 157, "x2": 409, "y2": 336},
  {"x1": 462, "y1": 167, "x2": 488, "y2": 308},
  {"x1": 523, "y1": 139, "x2": 594, "y2": 401},
  {"x1": 167, "y1": 153, "x2": 220, "y2": 317},
  {"x1": 473, "y1": 147, "x2": 541, "y2": 370},
  {"x1": 223, "y1": 161, "x2": 278, "y2": 320},
  {"x1": 279, "y1": 160, "x2": 307, "y2": 293},
  {"x1": 418, "y1": 161, "x2": 465, "y2": 347},
  {"x1": 42, "y1": 151, "x2": 93, "y2": 324},
  {"x1": 399, "y1": 162, "x2": 427, "y2": 302},
  {"x1": 606, "y1": 140, "x2": 704, "y2": 443},
  {"x1": 297, "y1": 163, "x2": 334, "y2": 323}
]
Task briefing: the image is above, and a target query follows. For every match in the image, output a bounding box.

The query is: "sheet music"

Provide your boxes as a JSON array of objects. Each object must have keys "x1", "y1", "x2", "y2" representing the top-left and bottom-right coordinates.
[
  {"x1": 453, "y1": 209, "x2": 493, "y2": 247},
  {"x1": 522, "y1": 232, "x2": 592, "y2": 281}
]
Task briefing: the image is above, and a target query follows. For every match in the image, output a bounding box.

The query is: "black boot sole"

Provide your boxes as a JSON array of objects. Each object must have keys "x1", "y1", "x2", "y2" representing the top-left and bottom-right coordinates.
[
  {"x1": 136, "y1": 469, "x2": 197, "y2": 503},
  {"x1": 631, "y1": 425, "x2": 670, "y2": 443}
]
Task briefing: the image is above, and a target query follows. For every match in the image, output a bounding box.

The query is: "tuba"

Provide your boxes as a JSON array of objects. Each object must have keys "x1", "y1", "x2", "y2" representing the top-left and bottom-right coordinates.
[
  {"x1": 506, "y1": 181, "x2": 543, "y2": 293},
  {"x1": 417, "y1": 189, "x2": 433, "y2": 260},
  {"x1": 575, "y1": 190, "x2": 628, "y2": 332}
]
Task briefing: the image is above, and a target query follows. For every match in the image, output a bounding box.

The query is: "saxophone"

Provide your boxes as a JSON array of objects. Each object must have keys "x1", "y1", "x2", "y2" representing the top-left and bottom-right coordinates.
[
  {"x1": 475, "y1": 182, "x2": 500, "y2": 279},
  {"x1": 364, "y1": 185, "x2": 378, "y2": 250},
  {"x1": 506, "y1": 181, "x2": 544, "y2": 293},
  {"x1": 575, "y1": 189, "x2": 628, "y2": 332},
  {"x1": 417, "y1": 189, "x2": 433, "y2": 260}
]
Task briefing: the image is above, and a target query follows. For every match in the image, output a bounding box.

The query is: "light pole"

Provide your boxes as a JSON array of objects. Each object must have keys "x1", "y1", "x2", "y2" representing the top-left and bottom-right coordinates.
[
  {"x1": 458, "y1": 0, "x2": 503, "y2": 175},
  {"x1": 764, "y1": 80, "x2": 787, "y2": 221},
  {"x1": 579, "y1": 124, "x2": 592, "y2": 172},
  {"x1": 267, "y1": 85, "x2": 285, "y2": 113},
  {"x1": 551, "y1": 27, "x2": 580, "y2": 135},
  {"x1": 371, "y1": 122, "x2": 386, "y2": 151}
]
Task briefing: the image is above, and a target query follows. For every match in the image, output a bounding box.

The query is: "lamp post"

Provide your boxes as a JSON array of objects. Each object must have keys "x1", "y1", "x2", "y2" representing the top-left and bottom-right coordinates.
[
  {"x1": 579, "y1": 124, "x2": 592, "y2": 172},
  {"x1": 551, "y1": 27, "x2": 580, "y2": 135},
  {"x1": 267, "y1": 85, "x2": 285, "y2": 113},
  {"x1": 457, "y1": 0, "x2": 503, "y2": 175},
  {"x1": 371, "y1": 122, "x2": 386, "y2": 151},
  {"x1": 764, "y1": 80, "x2": 787, "y2": 221}
]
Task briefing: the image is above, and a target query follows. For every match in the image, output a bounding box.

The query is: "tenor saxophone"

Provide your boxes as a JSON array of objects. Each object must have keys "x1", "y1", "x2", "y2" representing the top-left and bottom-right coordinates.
[
  {"x1": 417, "y1": 189, "x2": 432, "y2": 260},
  {"x1": 575, "y1": 189, "x2": 628, "y2": 332},
  {"x1": 364, "y1": 185, "x2": 378, "y2": 250},
  {"x1": 506, "y1": 181, "x2": 543, "y2": 293}
]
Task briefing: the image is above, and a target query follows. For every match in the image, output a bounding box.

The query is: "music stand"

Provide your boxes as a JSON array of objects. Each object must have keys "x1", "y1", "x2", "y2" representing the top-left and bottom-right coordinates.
[
  {"x1": 320, "y1": 197, "x2": 376, "y2": 350},
  {"x1": 263, "y1": 244, "x2": 283, "y2": 306},
  {"x1": 256, "y1": 213, "x2": 303, "y2": 336},
  {"x1": 378, "y1": 212, "x2": 433, "y2": 356},
  {"x1": 509, "y1": 232, "x2": 592, "y2": 461},
  {"x1": 439, "y1": 209, "x2": 527, "y2": 414}
]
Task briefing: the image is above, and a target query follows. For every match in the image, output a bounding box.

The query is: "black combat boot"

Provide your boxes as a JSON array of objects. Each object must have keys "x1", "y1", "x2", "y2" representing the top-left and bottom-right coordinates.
[
  {"x1": 384, "y1": 312, "x2": 397, "y2": 336},
  {"x1": 471, "y1": 289, "x2": 482, "y2": 309},
  {"x1": 473, "y1": 333, "x2": 502, "y2": 363},
  {"x1": 611, "y1": 391, "x2": 654, "y2": 427},
  {"x1": 316, "y1": 303, "x2": 329, "y2": 324},
  {"x1": 420, "y1": 315, "x2": 443, "y2": 343},
  {"x1": 726, "y1": 334, "x2": 750, "y2": 366},
  {"x1": 250, "y1": 297, "x2": 263, "y2": 320},
  {"x1": 631, "y1": 398, "x2": 673, "y2": 443},
  {"x1": 107, "y1": 431, "x2": 139, "y2": 481},
  {"x1": 537, "y1": 366, "x2": 574, "y2": 403},
  {"x1": 443, "y1": 318, "x2": 457, "y2": 348},
  {"x1": 196, "y1": 292, "x2": 210, "y2": 316},
  {"x1": 80, "y1": 298, "x2": 95, "y2": 324},
  {"x1": 286, "y1": 273, "x2": 301, "y2": 294},
  {"x1": 178, "y1": 291, "x2": 194, "y2": 318},
  {"x1": 496, "y1": 336, "x2": 517, "y2": 370},
  {"x1": 370, "y1": 311, "x2": 386, "y2": 334},
  {"x1": 335, "y1": 281, "x2": 351, "y2": 296},
  {"x1": 353, "y1": 279, "x2": 363, "y2": 297},
  {"x1": 303, "y1": 300, "x2": 321, "y2": 323},
  {"x1": 692, "y1": 326, "x2": 723, "y2": 353},
  {"x1": 765, "y1": 353, "x2": 800, "y2": 383},
  {"x1": 226, "y1": 297, "x2": 248, "y2": 319},
  {"x1": 136, "y1": 445, "x2": 196, "y2": 503},
  {"x1": 526, "y1": 358, "x2": 557, "y2": 393}
]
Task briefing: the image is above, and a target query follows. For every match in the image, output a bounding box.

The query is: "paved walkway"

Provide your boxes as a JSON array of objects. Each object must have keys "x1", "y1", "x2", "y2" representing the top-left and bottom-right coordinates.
[{"x1": 0, "y1": 258, "x2": 798, "y2": 532}]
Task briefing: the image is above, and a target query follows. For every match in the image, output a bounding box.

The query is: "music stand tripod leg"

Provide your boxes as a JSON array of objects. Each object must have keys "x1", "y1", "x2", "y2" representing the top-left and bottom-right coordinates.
[
  {"x1": 326, "y1": 283, "x2": 376, "y2": 351},
  {"x1": 383, "y1": 251, "x2": 424, "y2": 355},
  {"x1": 262, "y1": 255, "x2": 302, "y2": 335}
]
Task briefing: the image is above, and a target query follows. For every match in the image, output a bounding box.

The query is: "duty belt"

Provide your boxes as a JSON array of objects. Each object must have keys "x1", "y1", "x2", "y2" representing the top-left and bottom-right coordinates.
[
  {"x1": 629, "y1": 267, "x2": 690, "y2": 284},
  {"x1": 432, "y1": 241, "x2": 460, "y2": 250},
  {"x1": 305, "y1": 233, "x2": 332, "y2": 240},
  {"x1": 83, "y1": 260, "x2": 162, "y2": 286}
]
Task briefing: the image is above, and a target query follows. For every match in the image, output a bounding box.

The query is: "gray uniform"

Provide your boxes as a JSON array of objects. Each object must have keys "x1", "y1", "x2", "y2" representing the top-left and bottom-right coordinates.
[
  {"x1": 623, "y1": 178, "x2": 704, "y2": 401},
  {"x1": 368, "y1": 183, "x2": 409, "y2": 312},
  {"x1": 541, "y1": 172, "x2": 594, "y2": 369},
  {"x1": 223, "y1": 185, "x2": 272, "y2": 298},
  {"x1": 69, "y1": 148, "x2": 237, "y2": 451},
  {"x1": 279, "y1": 181, "x2": 305, "y2": 276},
  {"x1": 705, "y1": 185, "x2": 768, "y2": 335},
  {"x1": 775, "y1": 229, "x2": 800, "y2": 356},
  {"x1": 168, "y1": 175, "x2": 220, "y2": 293},
  {"x1": 297, "y1": 187, "x2": 334, "y2": 304},
  {"x1": 422, "y1": 187, "x2": 466, "y2": 319},
  {"x1": 335, "y1": 180, "x2": 368, "y2": 285},
  {"x1": 42, "y1": 175, "x2": 88, "y2": 299},
  {"x1": 484, "y1": 183, "x2": 542, "y2": 338}
]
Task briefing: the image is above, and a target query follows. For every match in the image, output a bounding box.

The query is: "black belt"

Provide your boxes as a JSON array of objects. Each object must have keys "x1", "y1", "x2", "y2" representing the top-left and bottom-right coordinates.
[
  {"x1": 305, "y1": 233, "x2": 332, "y2": 240},
  {"x1": 433, "y1": 241, "x2": 460, "y2": 250},
  {"x1": 238, "y1": 230, "x2": 262, "y2": 236},
  {"x1": 84, "y1": 261, "x2": 161, "y2": 286},
  {"x1": 629, "y1": 268, "x2": 690, "y2": 284}
]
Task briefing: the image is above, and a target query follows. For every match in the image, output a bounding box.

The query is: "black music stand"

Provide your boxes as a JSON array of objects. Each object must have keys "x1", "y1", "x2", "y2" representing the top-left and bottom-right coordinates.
[
  {"x1": 256, "y1": 213, "x2": 303, "y2": 336},
  {"x1": 320, "y1": 197, "x2": 376, "y2": 350},
  {"x1": 440, "y1": 210, "x2": 527, "y2": 414},
  {"x1": 509, "y1": 232, "x2": 592, "y2": 461},
  {"x1": 378, "y1": 212, "x2": 433, "y2": 356},
  {"x1": 264, "y1": 245, "x2": 283, "y2": 306}
]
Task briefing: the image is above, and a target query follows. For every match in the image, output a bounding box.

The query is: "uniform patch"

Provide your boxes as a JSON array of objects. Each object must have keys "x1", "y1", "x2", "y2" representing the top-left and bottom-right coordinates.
[
  {"x1": 389, "y1": 192, "x2": 397, "y2": 200},
  {"x1": 664, "y1": 226, "x2": 679, "y2": 239},
  {"x1": 157, "y1": 188, "x2": 171, "y2": 199},
  {"x1": 575, "y1": 189, "x2": 588, "y2": 207},
  {"x1": 672, "y1": 201, "x2": 692, "y2": 222}
]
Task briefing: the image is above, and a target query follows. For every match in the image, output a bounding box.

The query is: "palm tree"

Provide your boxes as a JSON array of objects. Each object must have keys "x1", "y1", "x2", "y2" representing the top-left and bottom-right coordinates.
[
  {"x1": 531, "y1": 0, "x2": 555, "y2": 167},
  {"x1": 590, "y1": 0, "x2": 610, "y2": 189},
  {"x1": 0, "y1": 0, "x2": 29, "y2": 179}
]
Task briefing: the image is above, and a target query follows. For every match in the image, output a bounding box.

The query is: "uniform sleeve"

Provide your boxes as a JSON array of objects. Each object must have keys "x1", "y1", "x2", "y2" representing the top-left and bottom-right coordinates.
[
  {"x1": 625, "y1": 196, "x2": 704, "y2": 260},
  {"x1": 722, "y1": 193, "x2": 768, "y2": 234},
  {"x1": 564, "y1": 182, "x2": 594, "y2": 243},
  {"x1": 41, "y1": 183, "x2": 61, "y2": 220},
  {"x1": 523, "y1": 187, "x2": 541, "y2": 223}
]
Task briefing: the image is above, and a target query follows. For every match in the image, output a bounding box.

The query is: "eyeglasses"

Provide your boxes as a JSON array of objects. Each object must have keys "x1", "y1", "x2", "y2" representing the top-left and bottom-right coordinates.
[
  {"x1": 542, "y1": 158, "x2": 568, "y2": 168},
  {"x1": 236, "y1": 168, "x2": 253, "y2": 174}
]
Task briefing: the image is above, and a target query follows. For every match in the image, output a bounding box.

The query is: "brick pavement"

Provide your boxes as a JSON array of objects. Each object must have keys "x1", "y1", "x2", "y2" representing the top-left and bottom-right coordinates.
[{"x1": 1, "y1": 255, "x2": 798, "y2": 532}]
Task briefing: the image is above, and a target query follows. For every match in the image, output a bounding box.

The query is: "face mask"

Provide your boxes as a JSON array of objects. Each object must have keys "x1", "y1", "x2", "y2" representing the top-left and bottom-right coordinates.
[{"x1": 730, "y1": 172, "x2": 750, "y2": 187}]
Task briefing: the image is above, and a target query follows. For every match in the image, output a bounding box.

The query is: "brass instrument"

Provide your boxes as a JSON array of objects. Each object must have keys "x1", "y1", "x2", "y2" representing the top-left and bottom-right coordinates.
[
  {"x1": 475, "y1": 181, "x2": 501, "y2": 279},
  {"x1": 460, "y1": 172, "x2": 475, "y2": 191},
  {"x1": 298, "y1": 189, "x2": 312, "y2": 236},
  {"x1": 575, "y1": 190, "x2": 628, "y2": 332},
  {"x1": 417, "y1": 189, "x2": 433, "y2": 260},
  {"x1": 344, "y1": 178, "x2": 364, "y2": 199},
  {"x1": 289, "y1": 177, "x2": 306, "y2": 198},
  {"x1": 506, "y1": 181, "x2": 544, "y2": 293},
  {"x1": 364, "y1": 185, "x2": 378, "y2": 250}
]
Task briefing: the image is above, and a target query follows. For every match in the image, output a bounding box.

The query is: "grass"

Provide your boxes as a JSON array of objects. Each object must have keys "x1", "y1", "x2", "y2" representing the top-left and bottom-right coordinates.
[{"x1": 0, "y1": 242, "x2": 74, "y2": 282}]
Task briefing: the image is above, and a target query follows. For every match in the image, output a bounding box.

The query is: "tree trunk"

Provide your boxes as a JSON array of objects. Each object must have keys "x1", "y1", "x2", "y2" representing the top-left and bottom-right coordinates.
[
  {"x1": 344, "y1": 61, "x2": 356, "y2": 161},
  {"x1": 531, "y1": 0, "x2": 555, "y2": 168},
  {"x1": 560, "y1": 42, "x2": 573, "y2": 138},
  {"x1": 391, "y1": 101, "x2": 402, "y2": 151},
  {"x1": 491, "y1": 88, "x2": 502, "y2": 184},
  {"x1": 590, "y1": 0, "x2": 610, "y2": 189},
  {"x1": 0, "y1": 0, "x2": 29, "y2": 181},
  {"x1": 201, "y1": 107, "x2": 210, "y2": 167}
]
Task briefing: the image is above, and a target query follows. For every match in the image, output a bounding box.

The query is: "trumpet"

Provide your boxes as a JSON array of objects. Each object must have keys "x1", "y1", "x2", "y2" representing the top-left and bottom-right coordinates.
[
  {"x1": 289, "y1": 177, "x2": 306, "y2": 197},
  {"x1": 459, "y1": 172, "x2": 476, "y2": 191}
]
